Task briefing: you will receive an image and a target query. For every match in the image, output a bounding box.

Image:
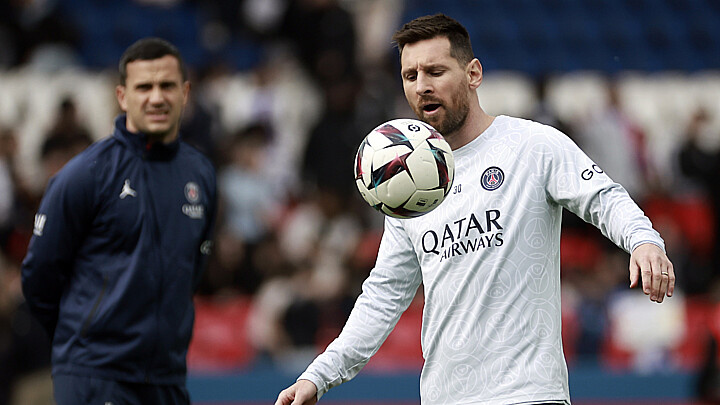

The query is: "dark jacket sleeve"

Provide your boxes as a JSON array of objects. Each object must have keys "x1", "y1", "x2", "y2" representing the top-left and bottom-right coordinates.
[
  {"x1": 193, "y1": 163, "x2": 217, "y2": 291},
  {"x1": 21, "y1": 156, "x2": 96, "y2": 337}
]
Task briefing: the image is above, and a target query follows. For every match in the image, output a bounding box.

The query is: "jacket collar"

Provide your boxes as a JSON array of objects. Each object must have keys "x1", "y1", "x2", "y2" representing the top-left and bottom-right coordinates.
[{"x1": 112, "y1": 114, "x2": 180, "y2": 160}]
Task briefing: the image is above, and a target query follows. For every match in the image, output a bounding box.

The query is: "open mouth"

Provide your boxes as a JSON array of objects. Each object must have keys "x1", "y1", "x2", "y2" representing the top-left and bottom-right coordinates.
[{"x1": 423, "y1": 104, "x2": 441, "y2": 113}]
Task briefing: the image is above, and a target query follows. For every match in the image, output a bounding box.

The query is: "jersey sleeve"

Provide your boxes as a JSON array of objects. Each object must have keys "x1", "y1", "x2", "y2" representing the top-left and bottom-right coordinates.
[
  {"x1": 21, "y1": 156, "x2": 97, "y2": 337},
  {"x1": 298, "y1": 216, "x2": 423, "y2": 399},
  {"x1": 541, "y1": 127, "x2": 665, "y2": 253}
]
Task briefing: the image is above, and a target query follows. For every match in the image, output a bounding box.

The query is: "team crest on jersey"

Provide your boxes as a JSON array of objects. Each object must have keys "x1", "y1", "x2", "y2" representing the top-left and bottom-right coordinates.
[
  {"x1": 183, "y1": 182, "x2": 204, "y2": 219},
  {"x1": 481, "y1": 166, "x2": 504, "y2": 191},
  {"x1": 185, "y1": 182, "x2": 200, "y2": 203}
]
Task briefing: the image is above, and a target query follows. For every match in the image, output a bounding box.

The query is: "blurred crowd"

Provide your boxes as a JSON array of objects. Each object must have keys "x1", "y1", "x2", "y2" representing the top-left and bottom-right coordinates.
[{"x1": 0, "y1": 0, "x2": 720, "y2": 404}]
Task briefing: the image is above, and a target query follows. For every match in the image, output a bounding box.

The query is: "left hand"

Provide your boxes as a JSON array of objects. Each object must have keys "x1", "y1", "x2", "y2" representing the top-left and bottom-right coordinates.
[{"x1": 629, "y1": 243, "x2": 675, "y2": 303}]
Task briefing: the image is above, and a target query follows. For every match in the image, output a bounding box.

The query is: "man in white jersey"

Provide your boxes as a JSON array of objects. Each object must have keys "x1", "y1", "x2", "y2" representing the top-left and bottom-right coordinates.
[{"x1": 275, "y1": 13, "x2": 675, "y2": 405}]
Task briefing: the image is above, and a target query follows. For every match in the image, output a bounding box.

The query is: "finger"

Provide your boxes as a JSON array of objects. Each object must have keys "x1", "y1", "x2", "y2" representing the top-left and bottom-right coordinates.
[
  {"x1": 291, "y1": 391, "x2": 309, "y2": 405},
  {"x1": 667, "y1": 262, "x2": 676, "y2": 297},
  {"x1": 291, "y1": 395, "x2": 309, "y2": 405},
  {"x1": 629, "y1": 259, "x2": 640, "y2": 289},
  {"x1": 656, "y1": 267, "x2": 668, "y2": 303},
  {"x1": 640, "y1": 260, "x2": 652, "y2": 295},
  {"x1": 650, "y1": 258, "x2": 665, "y2": 301},
  {"x1": 651, "y1": 252, "x2": 672, "y2": 302},
  {"x1": 275, "y1": 390, "x2": 292, "y2": 405}
]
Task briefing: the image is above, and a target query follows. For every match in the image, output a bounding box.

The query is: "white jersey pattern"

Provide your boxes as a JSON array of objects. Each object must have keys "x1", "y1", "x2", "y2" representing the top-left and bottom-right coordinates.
[{"x1": 298, "y1": 116, "x2": 665, "y2": 404}]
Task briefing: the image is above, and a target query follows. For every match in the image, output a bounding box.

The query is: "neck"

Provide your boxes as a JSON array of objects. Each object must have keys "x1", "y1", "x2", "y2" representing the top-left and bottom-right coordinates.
[
  {"x1": 125, "y1": 118, "x2": 178, "y2": 144},
  {"x1": 446, "y1": 105, "x2": 495, "y2": 150},
  {"x1": 148, "y1": 132, "x2": 178, "y2": 144}
]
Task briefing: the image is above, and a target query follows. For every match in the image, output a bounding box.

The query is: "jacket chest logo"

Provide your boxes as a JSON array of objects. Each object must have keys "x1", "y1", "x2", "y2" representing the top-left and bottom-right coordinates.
[
  {"x1": 116, "y1": 179, "x2": 204, "y2": 219},
  {"x1": 119, "y1": 179, "x2": 137, "y2": 199},
  {"x1": 182, "y1": 182, "x2": 204, "y2": 219}
]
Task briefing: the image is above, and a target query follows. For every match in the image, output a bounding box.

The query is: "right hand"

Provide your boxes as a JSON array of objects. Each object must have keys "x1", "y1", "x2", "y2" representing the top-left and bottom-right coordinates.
[{"x1": 274, "y1": 379, "x2": 318, "y2": 405}]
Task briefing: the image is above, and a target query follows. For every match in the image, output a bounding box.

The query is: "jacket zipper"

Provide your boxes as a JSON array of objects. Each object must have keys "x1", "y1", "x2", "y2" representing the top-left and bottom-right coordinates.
[
  {"x1": 142, "y1": 164, "x2": 167, "y2": 383},
  {"x1": 80, "y1": 274, "x2": 109, "y2": 337}
]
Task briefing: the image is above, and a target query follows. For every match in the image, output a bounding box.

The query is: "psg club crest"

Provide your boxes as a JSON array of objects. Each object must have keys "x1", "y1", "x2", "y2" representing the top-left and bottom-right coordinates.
[
  {"x1": 481, "y1": 166, "x2": 504, "y2": 191},
  {"x1": 185, "y1": 182, "x2": 200, "y2": 203},
  {"x1": 182, "y1": 182, "x2": 204, "y2": 219}
]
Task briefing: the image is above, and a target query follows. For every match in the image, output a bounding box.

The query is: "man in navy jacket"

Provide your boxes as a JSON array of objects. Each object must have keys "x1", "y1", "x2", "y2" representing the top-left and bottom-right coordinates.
[{"x1": 21, "y1": 37, "x2": 217, "y2": 404}]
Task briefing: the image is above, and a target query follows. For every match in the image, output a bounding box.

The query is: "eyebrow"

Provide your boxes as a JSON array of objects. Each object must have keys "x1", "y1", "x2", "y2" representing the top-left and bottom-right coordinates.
[
  {"x1": 133, "y1": 79, "x2": 178, "y2": 87},
  {"x1": 402, "y1": 63, "x2": 447, "y2": 75}
]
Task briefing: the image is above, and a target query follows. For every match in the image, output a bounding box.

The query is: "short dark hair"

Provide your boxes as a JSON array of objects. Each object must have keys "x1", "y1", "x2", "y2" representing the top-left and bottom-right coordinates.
[
  {"x1": 118, "y1": 37, "x2": 187, "y2": 85},
  {"x1": 391, "y1": 14, "x2": 474, "y2": 66}
]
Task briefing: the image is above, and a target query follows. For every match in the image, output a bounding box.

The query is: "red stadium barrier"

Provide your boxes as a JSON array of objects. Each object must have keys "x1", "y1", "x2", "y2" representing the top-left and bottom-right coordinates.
[{"x1": 188, "y1": 296, "x2": 256, "y2": 371}]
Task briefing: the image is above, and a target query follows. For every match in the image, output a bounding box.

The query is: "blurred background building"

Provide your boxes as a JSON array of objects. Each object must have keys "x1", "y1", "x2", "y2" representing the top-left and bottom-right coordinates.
[{"x1": 0, "y1": 0, "x2": 719, "y2": 404}]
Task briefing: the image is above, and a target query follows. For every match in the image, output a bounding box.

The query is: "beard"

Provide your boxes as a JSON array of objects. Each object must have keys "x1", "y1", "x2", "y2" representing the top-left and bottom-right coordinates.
[{"x1": 415, "y1": 90, "x2": 470, "y2": 137}]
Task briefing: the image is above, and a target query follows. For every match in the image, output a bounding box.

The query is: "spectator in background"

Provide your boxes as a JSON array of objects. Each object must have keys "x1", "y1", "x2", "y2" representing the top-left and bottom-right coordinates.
[
  {"x1": 1, "y1": 0, "x2": 80, "y2": 71},
  {"x1": 0, "y1": 254, "x2": 52, "y2": 405},
  {"x1": 678, "y1": 108, "x2": 720, "y2": 285},
  {"x1": 39, "y1": 97, "x2": 93, "y2": 184},
  {"x1": 204, "y1": 48, "x2": 322, "y2": 197},
  {"x1": 21, "y1": 38, "x2": 217, "y2": 405},
  {"x1": 0, "y1": 1, "x2": 22, "y2": 68},
  {"x1": 302, "y1": 73, "x2": 365, "y2": 196},
  {"x1": 531, "y1": 76, "x2": 573, "y2": 140},
  {"x1": 180, "y1": 70, "x2": 219, "y2": 161},
  {"x1": 0, "y1": 130, "x2": 16, "y2": 246},
  {"x1": 38, "y1": 136, "x2": 89, "y2": 189},
  {"x1": 214, "y1": 123, "x2": 282, "y2": 294},
  {"x1": 246, "y1": 185, "x2": 361, "y2": 369},
  {"x1": 220, "y1": 123, "x2": 280, "y2": 243},
  {"x1": 0, "y1": 128, "x2": 38, "y2": 266},
  {"x1": 45, "y1": 97, "x2": 92, "y2": 147},
  {"x1": 279, "y1": 0, "x2": 357, "y2": 86},
  {"x1": 576, "y1": 81, "x2": 655, "y2": 201}
]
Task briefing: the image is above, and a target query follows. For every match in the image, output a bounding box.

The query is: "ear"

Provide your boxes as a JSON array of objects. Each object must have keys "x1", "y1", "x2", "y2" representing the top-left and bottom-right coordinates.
[
  {"x1": 116, "y1": 85, "x2": 128, "y2": 112},
  {"x1": 182, "y1": 81, "x2": 190, "y2": 106},
  {"x1": 467, "y1": 58, "x2": 483, "y2": 90}
]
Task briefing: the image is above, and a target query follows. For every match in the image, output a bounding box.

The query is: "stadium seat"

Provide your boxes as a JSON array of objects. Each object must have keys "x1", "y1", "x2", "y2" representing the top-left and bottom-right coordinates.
[
  {"x1": 672, "y1": 297, "x2": 714, "y2": 369},
  {"x1": 187, "y1": 296, "x2": 256, "y2": 371},
  {"x1": 643, "y1": 195, "x2": 716, "y2": 257},
  {"x1": 560, "y1": 231, "x2": 602, "y2": 272},
  {"x1": 478, "y1": 72, "x2": 537, "y2": 118}
]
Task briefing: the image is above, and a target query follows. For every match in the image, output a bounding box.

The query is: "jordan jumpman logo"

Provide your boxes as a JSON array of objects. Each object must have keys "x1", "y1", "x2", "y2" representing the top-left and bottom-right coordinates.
[{"x1": 119, "y1": 179, "x2": 137, "y2": 199}]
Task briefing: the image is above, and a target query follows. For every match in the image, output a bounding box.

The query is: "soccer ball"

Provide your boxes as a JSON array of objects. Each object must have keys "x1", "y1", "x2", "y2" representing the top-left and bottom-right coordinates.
[{"x1": 354, "y1": 119, "x2": 454, "y2": 219}]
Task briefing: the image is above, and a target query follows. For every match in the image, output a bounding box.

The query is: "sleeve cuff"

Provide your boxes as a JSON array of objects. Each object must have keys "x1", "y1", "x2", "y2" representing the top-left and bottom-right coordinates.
[
  {"x1": 297, "y1": 372, "x2": 327, "y2": 400},
  {"x1": 630, "y1": 239, "x2": 666, "y2": 254}
]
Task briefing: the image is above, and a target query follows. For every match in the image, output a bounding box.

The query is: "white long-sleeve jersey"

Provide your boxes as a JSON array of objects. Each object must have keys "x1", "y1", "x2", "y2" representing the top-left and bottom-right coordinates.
[{"x1": 298, "y1": 116, "x2": 665, "y2": 404}]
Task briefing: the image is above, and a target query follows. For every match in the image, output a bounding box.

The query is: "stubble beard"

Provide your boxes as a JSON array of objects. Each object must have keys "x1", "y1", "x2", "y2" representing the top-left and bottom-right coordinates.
[
  {"x1": 141, "y1": 110, "x2": 181, "y2": 142},
  {"x1": 416, "y1": 91, "x2": 470, "y2": 138}
]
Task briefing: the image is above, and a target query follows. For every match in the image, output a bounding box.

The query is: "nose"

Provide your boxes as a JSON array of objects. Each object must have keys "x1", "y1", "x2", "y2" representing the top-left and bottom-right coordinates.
[
  {"x1": 149, "y1": 85, "x2": 164, "y2": 104},
  {"x1": 415, "y1": 72, "x2": 433, "y2": 95}
]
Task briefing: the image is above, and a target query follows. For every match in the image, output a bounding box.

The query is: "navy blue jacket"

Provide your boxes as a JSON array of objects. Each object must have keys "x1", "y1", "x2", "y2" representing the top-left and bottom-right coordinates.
[{"x1": 22, "y1": 115, "x2": 217, "y2": 384}]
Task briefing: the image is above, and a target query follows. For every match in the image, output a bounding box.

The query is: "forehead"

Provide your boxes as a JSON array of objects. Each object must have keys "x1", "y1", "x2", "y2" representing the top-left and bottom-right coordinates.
[
  {"x1": 125, "y1": 55, "x2": 183, "y2": 83},
  {"x1": 400, "y1": 37, "x2": 456, "y2": 70}
]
